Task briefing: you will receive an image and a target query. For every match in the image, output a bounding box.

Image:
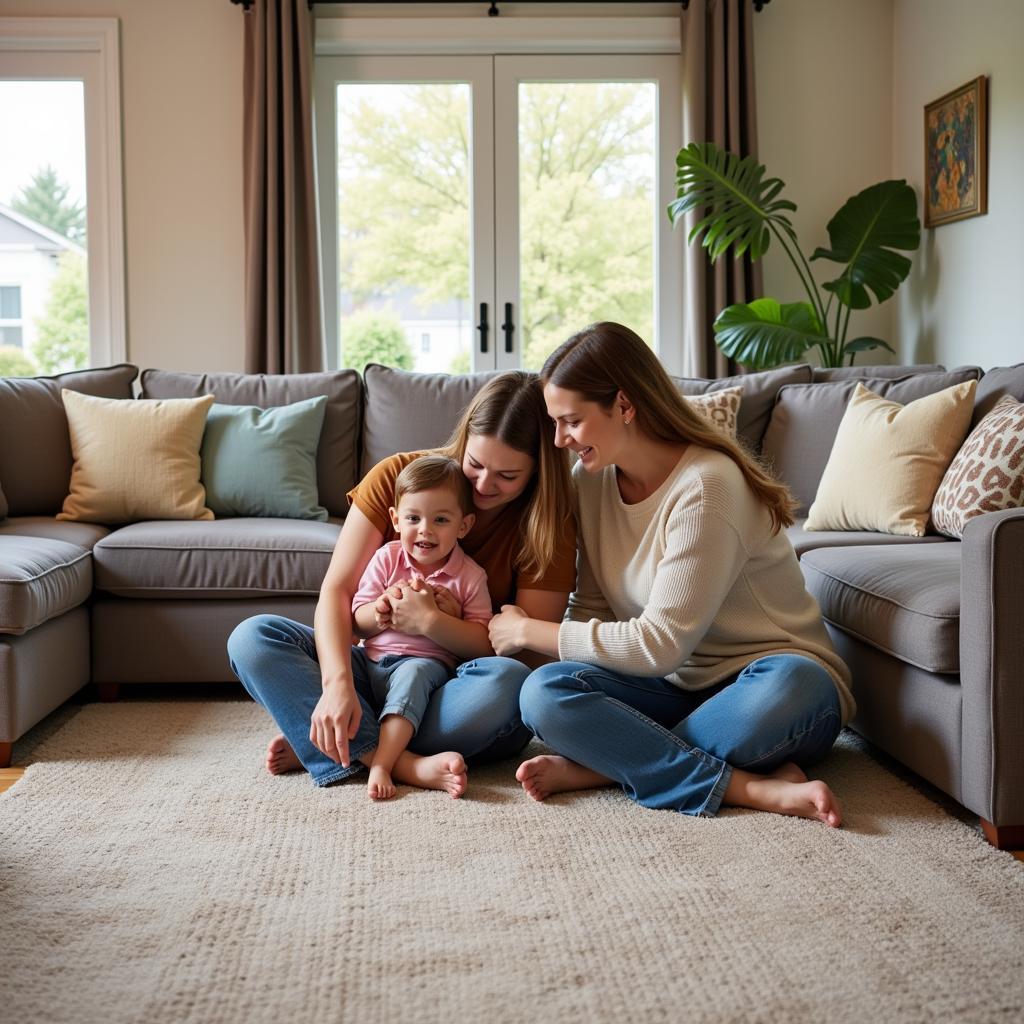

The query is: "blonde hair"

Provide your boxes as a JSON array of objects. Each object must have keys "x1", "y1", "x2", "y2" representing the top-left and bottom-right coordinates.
[
  {"x1": 394, "y1": 455, "x2": 475, "y2": 516},
  {"x1": 542, "y1": 322, "x2": 798, "y2": 533},
  {"x1": 439, "y1": 371, "x2": 574, "y2": 582}
]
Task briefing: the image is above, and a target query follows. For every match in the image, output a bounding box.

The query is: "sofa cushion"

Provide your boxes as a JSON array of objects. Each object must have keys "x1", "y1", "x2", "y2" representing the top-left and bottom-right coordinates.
[
  {"x1": 140, "y1": 368, "x2": 362, "y2": 519},
  {"x1": 361, "y1": 364, "x2": 499, "y2": 476},
  {"x1": 804, "y1": 380, "x2": 978, "y2": 537},
  {"x1": 0, "y1": 364, "x2": 138, "y2": 516},
  {"x1": 801, "y1": 543, "x2": 961, "y2": 674},
  {"x1": 0, "y1": 517, "x2": 110, "y2": 549},
  {"x1": 671, "y1": 363, "x2": 812, "y2": 452},
  {"x1": 972, "y1": 361, "x2": 1024, "y2": 426},
  {"x1": 0, "y1": 535, "x2": 92, "y2": 634},
  {"x1": 761, "y1": 367, "x2": 984, "y2": 515},
  {"x1": 58, "y1": 391, "x2": 215, "y2": 525},
  {"x1": 201, "y1": 398, "x2": 329, "y2": 520},
  {"x1": 811, "y1": 363, "x2": 944, "y2": 381},
  {"x1": 92, "y1": 519, "x2": 341, "y2": 598},
  {"x1": 786, "y1": 520, "x2": 952, "y2": 558}
]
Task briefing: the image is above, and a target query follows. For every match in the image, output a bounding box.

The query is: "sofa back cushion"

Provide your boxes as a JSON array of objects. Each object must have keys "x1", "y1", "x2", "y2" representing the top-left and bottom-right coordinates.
[
  {"x1": 762, "y1": 367, "x2": 984, "y2": 514},
  {"x1": 361, "y1": 364, "x2": 500, "y2": 476},
  {"x1": 140, "y1": 369, "x2": 362, "y2": 518},
  {"x1": 811, "y1": 363, "x2": 945, "y2": 381},
  {"x1": 671, "y1": 363, "x2": 812, "y2": 452},
  {"x1": 971, "y1": 361, "x2": 1024, "y2": 426},
  {"x1": 0, "y1": 364, "x2": 139, "y2": 516}
]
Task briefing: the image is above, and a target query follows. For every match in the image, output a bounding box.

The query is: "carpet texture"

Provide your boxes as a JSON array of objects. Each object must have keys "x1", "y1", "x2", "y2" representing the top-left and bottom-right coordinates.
[{"x1": 1, "y1": 701, "x2": 1022, "y2": 1023}]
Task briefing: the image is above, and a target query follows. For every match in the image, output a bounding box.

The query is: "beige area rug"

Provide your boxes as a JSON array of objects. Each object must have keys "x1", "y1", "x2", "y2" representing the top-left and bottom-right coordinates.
[{"x1": 2, "y1": 702, "x2": 1022, "y2": 1024}]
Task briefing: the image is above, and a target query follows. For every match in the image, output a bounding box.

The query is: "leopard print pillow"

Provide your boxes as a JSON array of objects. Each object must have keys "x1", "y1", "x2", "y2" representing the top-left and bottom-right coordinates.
[
  {"x1": 930, "y1": 394, "x2": 1024, "y2": 539},
  {"x1": 685, "y1": 386, "x2": 743, "y2": 439}
]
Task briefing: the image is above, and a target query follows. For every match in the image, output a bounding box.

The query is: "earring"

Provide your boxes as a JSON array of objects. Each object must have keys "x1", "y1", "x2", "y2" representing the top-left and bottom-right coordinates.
[{"x1": 624, "y1": 413, "x2": 633, "y2": 425}]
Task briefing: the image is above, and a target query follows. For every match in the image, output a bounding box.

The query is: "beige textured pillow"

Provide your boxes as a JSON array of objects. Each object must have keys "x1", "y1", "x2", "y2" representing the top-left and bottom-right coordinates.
[
  {"x1": 58, "y1": 390, "x2": 215, "y2": 524},
  {"x1": 805, "y1": 380, "x2": 977, "y2": 537},
  {"x1": 931, "y1": 394, "x2": 1024, "y2": 539},
  {"x1": 685, "y1": 386, "x2": 742, "y2": 438}
]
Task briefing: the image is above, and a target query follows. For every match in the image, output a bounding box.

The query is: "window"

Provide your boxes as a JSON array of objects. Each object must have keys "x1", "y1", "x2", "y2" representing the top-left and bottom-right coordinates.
[
  {"x1": 0, "y1": 18, "x2": 125, "y2": 372},
  {"x1": 315, "y1": 16, "x2": 682, "y2": 373},
  {"x1": 0, "y1": 284, "x2": 22, "y2": 346}
]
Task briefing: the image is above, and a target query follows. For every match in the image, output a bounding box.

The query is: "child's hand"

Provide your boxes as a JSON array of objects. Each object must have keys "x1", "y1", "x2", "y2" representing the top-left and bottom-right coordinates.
[
  {"x1": 374, "y1": 585, "x2": 405, "y2": 631},
  {"x1": 430, "y1": 584, "x2": 461, "y2": 619},
  {"x1": 389, "y1": 583, "x2": 439, "y2": 636}
]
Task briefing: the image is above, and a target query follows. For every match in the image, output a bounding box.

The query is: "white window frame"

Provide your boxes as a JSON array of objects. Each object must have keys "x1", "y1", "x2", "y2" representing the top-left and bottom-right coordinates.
[
  {"x1": 0, "y1": 18, "x2": 126, "y2": 367},
  {"x1": 314, "y1": 15, "x2": 685, "y2": 374}
]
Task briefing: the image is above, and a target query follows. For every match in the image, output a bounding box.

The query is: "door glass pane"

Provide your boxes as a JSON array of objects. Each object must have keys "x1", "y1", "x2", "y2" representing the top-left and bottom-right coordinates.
[
  {"x1": 0, "y1": 81, "x2": 89, "y2": 376},
  {"x1": 517, "y1": 82, "x2": 656, "y2": 370},
  {"x1": 336, "y1": 83, "x2": 473, "y2": 374}
]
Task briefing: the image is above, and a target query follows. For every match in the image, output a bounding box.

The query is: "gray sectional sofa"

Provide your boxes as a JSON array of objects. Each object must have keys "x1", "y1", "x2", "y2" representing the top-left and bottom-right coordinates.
[{"x1": 1, "y1": 359, "x2": 1022, "y2": 848}]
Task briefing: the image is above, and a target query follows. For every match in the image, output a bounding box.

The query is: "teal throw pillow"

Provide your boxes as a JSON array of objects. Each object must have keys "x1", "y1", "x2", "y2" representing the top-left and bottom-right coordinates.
[{"x1": 201, "y1": 396, "x2": 329, "y2": 520}]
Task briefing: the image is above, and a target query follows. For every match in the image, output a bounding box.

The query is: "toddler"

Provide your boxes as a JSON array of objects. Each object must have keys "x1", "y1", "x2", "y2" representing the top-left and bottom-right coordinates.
[{"x1": 351, "y1": 454, "x2": 492, "y2": 800}]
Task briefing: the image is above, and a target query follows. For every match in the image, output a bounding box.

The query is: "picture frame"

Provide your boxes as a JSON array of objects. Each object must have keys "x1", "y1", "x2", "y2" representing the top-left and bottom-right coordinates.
[{"x1": 924, "y1": 75, "x2": 988, "y2": 228}]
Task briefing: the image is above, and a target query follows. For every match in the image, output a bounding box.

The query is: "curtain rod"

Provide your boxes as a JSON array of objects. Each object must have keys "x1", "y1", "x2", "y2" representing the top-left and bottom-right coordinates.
[{"x1": 230, "y1": 2, "x2": 772, "y2": 14}]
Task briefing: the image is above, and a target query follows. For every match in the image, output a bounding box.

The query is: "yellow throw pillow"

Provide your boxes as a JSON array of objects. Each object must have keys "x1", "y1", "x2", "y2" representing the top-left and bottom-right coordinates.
[
  {"x1": 58, "y1": 390, "x2": 215, "y2": 525},
  {"x1": 685, "y1": 386, "x2": 743, "y2": 438},
  {"x1": 804, "y1": 380, "x2": 977, "y2": 537}
]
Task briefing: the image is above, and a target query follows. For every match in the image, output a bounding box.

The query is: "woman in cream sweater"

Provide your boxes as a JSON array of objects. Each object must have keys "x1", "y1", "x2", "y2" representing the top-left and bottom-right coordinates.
[{"x1": 488, "y1": 323, "x2": 855, "y2": 826}]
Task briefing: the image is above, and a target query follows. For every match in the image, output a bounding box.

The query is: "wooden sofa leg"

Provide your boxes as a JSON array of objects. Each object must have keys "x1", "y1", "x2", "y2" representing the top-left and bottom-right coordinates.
[
  {"x1": 97, "y1": 683, "x2": 120, "y2": 702},
  {"x1": 979, "y1": 818, "x2": 1024, "y2": 850},
  {"x1": 0, "y1": 742, "x2": 11, "y2": 768}
]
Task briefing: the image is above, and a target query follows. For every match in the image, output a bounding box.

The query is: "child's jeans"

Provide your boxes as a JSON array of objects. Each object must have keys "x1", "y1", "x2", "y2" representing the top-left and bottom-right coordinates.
[{"x1": 351, "y1": 645, "x2": 450, "y2": 735}]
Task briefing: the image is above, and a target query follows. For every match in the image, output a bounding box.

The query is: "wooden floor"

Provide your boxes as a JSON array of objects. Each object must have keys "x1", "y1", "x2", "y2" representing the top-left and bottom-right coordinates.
[{"x1": 2, "y1": 764, "x2": 1022, "y2": 860}]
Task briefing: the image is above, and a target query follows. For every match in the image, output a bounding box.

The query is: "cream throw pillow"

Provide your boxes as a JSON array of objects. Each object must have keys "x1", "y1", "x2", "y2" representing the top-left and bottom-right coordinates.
[
  {"x1": 685, "y1": 386, "x2": 743, "y2": 438},
  {"x1": 805, "y1": 380, "x2": 977, "y2": 537},
  {"x1": 58, "y1": 390, "x2": 215, "y2": 524}
]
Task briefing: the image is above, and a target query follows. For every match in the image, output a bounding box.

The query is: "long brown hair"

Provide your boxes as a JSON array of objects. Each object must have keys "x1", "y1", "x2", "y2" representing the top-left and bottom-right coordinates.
[
  {"x1": 440, "y1": 371, "x2": 573, "y2": 581},
  {"x1": 542, "y1": 322, "x2": 797, "y2": 532}
]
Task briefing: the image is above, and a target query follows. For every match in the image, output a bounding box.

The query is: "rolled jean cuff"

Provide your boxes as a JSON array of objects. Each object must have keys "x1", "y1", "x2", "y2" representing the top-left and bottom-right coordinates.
[
  {"x1": 695, "y1": 761, "x2": 732, "y2": 818},
  {"x1": 379, "y1": 701, "x2": 423, "y2": 734},
  {"x1": 312, "y1": 744, "x2": 375, "y2": 787}
]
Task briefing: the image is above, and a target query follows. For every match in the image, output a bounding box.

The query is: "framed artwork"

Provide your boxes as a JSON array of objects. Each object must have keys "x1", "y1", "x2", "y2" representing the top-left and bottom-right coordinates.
[{"x1": 924, "y1": 75, "x2": 988, "y2": 228}]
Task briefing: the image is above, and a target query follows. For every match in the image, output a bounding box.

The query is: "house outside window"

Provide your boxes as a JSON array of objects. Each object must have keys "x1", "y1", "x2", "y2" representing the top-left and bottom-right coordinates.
[{"x1": 0, "y1": 284, "x2": 22, "y2": 347}]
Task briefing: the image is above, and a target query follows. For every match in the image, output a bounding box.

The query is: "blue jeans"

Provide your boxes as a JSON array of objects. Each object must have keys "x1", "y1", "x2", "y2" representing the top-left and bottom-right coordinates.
[
  {"x1": 227, "y1": 614, "x2": 532, "y2": 786},
  {"x1": 519, "y1": 654, "x2": 842, "y2": 817}
]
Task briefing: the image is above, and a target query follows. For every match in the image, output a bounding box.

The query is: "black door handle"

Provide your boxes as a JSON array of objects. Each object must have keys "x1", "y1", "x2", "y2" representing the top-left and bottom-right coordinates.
[
  {"x1": 502, "y1": 302, "x2": 514, "y2": 354},
  {"x1": 478, "y1": 302, "x2": 488, "y2": 353}
]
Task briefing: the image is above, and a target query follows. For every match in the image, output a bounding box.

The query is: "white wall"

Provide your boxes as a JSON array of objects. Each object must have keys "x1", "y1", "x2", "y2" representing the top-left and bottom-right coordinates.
[
  {"x1": 0, "y1": 0, "x2": 245, "y2": 372},
  {"x1": 755, "y1": 0, "x2": 895, "y2": 362},
  {"x1": 892, "y1": 0, "x2": 1024, "y2": 370}
]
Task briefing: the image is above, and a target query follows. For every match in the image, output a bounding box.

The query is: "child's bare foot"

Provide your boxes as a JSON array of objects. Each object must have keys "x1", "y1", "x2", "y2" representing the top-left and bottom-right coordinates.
[
  {"x1": 265, "y1": 734, "x2": 302, "y2": 775},
  {"x1": 367, "y1": 764, "x2": 396, "y2": 801},
  {"x1": 515, "y1": 755, "x2": 611, "y2": 801},
  {"x1": 394, "y1": 751, "x2": 468, "y2": 798}
]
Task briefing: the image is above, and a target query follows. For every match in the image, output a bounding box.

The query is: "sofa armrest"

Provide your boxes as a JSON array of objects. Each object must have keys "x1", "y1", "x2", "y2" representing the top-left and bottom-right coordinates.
[{"x1": 959, "y1": 507, "x2": 1024, "y2": 826}]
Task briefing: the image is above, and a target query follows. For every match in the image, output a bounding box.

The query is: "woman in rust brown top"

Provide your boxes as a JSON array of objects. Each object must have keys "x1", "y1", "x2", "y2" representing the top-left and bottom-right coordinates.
[{"x1": 228, "y1": 372, "x2": 576, "y2": 795}]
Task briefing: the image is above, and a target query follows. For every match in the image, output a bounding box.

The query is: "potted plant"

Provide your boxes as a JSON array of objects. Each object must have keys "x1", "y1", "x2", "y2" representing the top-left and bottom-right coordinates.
[{"x1": 668, "y1": 142, "x2": 921, "y2": 369}]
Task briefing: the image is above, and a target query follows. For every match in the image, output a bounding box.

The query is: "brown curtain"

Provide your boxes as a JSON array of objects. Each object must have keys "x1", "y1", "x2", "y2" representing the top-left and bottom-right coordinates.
[
  {"x1": 680, "y1": 0, "x2": 763, "y2": 378},
  {"x1": 243, "y1": 0, "x2": 325, "y2": 373}
]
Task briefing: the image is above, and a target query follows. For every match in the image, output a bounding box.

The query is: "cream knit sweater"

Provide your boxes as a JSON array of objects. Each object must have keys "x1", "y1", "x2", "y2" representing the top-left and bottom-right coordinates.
[{"x1": 559, "y1": 446, "x2": 855, "y2": 724}]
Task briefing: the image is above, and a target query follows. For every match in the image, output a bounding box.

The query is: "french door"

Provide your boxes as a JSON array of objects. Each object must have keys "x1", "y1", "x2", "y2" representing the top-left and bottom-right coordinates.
[{"x1": 315, "y1": 53, "x2": 681, "y2": 374}]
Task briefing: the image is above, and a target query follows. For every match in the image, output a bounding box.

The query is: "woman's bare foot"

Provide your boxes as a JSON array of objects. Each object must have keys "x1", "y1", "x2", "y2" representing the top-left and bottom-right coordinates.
[
  {"x1": 769, "y1": 761, "x2": 808, "y2": 784},
  {"x1": 515, "y1": 754, "x2": 611, "y2": 801},
  {"x1": 726, "y1": 767, "x2": 842, "y2": 827},
  {"x1": 367, "y1": 765, "x2": 396, "y2": 801},
  {"x1": 265, "y1": 734, "x2": 303, "y2": 775},
  {"x1": 393, "y1": 751, "x2": 468, "y2": 799}
]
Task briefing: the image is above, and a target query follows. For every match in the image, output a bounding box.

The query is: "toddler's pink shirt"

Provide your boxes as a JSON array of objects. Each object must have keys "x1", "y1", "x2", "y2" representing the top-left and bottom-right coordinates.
[{"x1": 352, "y1": 540, "x2": 492, "y2": 668}]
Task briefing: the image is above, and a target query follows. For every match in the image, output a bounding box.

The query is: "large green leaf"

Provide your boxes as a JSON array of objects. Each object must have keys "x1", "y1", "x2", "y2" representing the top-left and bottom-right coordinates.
[
  {"x1": 713, "y1": 299, "x2": 830, "y2": 370},
  {"x1": 668, "y1": 142, "x2": 796, "y2": 263},
  {"x1": 811, "y1": 180, "x2": 920, "y2": 309}
]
